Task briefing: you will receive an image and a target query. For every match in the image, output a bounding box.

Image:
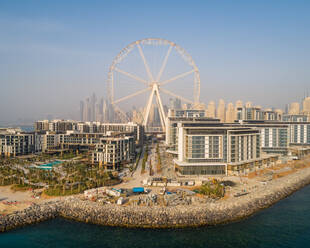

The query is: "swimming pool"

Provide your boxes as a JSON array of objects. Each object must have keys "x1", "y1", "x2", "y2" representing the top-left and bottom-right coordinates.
[{"x1": 32, "y1": 160, "x2": 63, "y2": 170}]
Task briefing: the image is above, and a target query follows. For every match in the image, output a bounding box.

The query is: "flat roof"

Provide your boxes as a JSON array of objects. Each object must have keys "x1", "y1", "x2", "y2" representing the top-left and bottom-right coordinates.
[{"x1": 182, "y1": 126, "x2": 258, "y2": 131}]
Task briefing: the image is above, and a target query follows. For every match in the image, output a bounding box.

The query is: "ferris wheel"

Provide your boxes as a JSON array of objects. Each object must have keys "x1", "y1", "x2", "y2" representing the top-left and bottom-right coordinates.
[{"x1": 107, "y1": 38, "x2": 200, "y2": 129}]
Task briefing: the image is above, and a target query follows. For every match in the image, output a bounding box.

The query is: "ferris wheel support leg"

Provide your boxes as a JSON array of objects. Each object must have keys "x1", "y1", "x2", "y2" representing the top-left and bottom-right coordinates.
[
  {"x1": 154, "y1": 86, "x2": 166, "y2": 130},
  {"x1": 155, "y1": 91, "x2": 165, "y2": 130},
  {"x1": 143, "y1": 88, "x2": 155, "y2": 127}
]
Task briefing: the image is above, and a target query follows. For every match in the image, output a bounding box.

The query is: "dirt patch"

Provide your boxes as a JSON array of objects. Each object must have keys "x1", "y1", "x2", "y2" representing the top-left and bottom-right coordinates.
[
  {"x1": 40, "y1": 191, "x2": 58, "y2": 200},
  {"x1": 0, "y1": 202, "x2": 31, "y2": 215},
  {"x1": 273, "y1": 169, "x2": 297, "y2": 179},
  {"x1": 247, "y1": 172, "x2": 258, "y2": 179}
]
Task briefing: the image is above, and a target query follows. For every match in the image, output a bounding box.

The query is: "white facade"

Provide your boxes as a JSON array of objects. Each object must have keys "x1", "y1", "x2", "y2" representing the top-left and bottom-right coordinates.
[
  {"x1": 0, "y1": 128, "x2": 34, "y2": 157},
  {"x1": 174, "y1": 124, "x2": 261, "y2": 175},
  {"x1": 92, "y1": 136, "x2": 135, "y2": 170}
]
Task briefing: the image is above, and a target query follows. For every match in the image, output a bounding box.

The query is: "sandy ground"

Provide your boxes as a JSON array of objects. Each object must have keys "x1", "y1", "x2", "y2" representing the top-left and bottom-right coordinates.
[
  {"x1": 223, "y1": 155, "x2": 310, "y2": 199},
  {"x1": 0, "y1": 186, "x2": 61, "y2": 215},
  {"x1": 0, "y1": 186, "x2": 35, "y2": 202},
  {"x1": 0, "y1": 186, "x2": 34, "y2": 214}
]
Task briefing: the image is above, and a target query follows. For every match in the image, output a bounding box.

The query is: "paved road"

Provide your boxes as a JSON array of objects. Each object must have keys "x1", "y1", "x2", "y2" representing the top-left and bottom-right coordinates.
[
  {"x1": 120, "y1": 141, "x2": 176, "y2": 188},
  {"x1": 121, "y1": 145, "x2": 149, "y2": 188}
]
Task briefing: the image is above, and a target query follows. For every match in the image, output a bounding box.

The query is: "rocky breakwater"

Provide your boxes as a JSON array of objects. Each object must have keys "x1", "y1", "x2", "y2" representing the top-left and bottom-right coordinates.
[
  {"x1": 3, "y1": 166, "x2": 310, "y2": 231},
  {"x1": 59, "y1": 167, "x2": 310, "y2": 228},
  {"x1": 0, "y1": 201, "x2": 61, "y2": 232},
  {"x1": 205, "y1": 167, "x2": 310, "y2": 225},
  {"x1": 59, "y1": 198, "x2": 208, "y2": 228}
]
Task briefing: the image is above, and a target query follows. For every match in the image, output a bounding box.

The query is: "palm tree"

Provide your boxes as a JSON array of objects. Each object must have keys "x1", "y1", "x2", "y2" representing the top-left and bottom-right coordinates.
[{"x1": 62, "y1": 179, "x2": 66, "y2": 195}]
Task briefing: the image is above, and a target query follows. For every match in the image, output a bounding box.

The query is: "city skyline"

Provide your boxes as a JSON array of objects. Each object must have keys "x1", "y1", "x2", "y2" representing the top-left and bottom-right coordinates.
[
  {"x1": 2, "y1": 1, "x2": 310, "y2": 244},
  {"x1": 1, "y1": 1, "x2": 310, "y2": 124},
  {"x1": 77, "y1": 92, "x2": 310, "y2": 125}
]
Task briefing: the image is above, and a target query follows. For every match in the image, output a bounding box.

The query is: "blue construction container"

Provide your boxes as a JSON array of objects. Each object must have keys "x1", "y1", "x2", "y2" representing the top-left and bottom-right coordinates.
[{"x1": 132, "y1": 187, "x2": 145, "y2": 193}]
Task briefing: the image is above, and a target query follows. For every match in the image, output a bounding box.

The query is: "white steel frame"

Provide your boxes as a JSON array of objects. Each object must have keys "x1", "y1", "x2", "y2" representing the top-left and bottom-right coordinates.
[{"x1": 107, "y1": 38, "x2": 201, "y2": 129}]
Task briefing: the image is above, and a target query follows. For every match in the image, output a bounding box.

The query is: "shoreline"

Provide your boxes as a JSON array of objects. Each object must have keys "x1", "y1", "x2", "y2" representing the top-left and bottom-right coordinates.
[{"x1": 2, "y1": 165, "x2": 310, "y2": 231}]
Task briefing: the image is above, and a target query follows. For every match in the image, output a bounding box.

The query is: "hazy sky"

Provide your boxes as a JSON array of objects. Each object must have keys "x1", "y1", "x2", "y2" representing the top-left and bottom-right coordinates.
[{"x1": 0, "y1": 0, "x2": 309, "y2": 124}]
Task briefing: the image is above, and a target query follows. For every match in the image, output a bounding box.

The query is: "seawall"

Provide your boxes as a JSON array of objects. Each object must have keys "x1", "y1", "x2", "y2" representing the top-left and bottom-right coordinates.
[
  {"x1": 58, "y1": 169, "x2": 310, "y2": 228},
  {"x1": 1, "y1": 167, "x2": 310, "y2": 231},
  {"x1": 0, "y1": 201, "x2": 61, "y2": 232}
]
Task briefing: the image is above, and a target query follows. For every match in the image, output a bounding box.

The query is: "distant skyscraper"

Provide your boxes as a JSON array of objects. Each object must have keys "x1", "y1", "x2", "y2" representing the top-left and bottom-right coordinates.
[
  {"x1": 83, "y1": 98, "x2": 90, "y2": 121},
  {"x1": 303, "y1": 97, "x2": 310, "y2": 117},
  {"x1": 285, "y1": 104, "x2": 289, "y2": 114},
  {"x1": 169, "y1": 98, "x2": 174, "y2": 109},
  {"x1": 245, "y1": 101, "x2": 252, "y2": 108},
  {"x1": 103, "y1": 100, "x2": 108, "y2": 122},
  {"x1": 225, "y1": 103, "x2": 235, "y2": 123},
  {"x1": 153, "y1": 106, "x2": 160, "y2": 125},
  {"x1": 216, "y1": 99, "x2": 225, "y2": 122},
  {"x1": 194, "y1": 102, "x2": 206, "y2": 110},
  {"x1": 148, "y1": 104, "x2": 155, "y2": 126},
  {"x1": 288, "y1": 102, "x2": 300, "y2": 115},
  {"x1": 90, "y1": 93, "x2": 97, "y2": 121},
  {"x1": 206, "y1": 101, "x2": 216, "y2": 118},
  {"x1": 132, "y1": 109, "x2": 143, "y2": 124},
  {"x1": 235, "y1": 100, "x2": 243, "y2": 109},
  {"x1": 170, "y1": 98, "x2": 181, "y2": 109},
  {"x1": 275, "y1": 109, "x2": 283, "y2": 115},
  {"x1": 94, "y1": 98, "x2": 104, "y2": 122},
  {"x1": 108, "y1": 101, "x2": 115, "y2": 122},
  {"x1": 163, "y1": 105, "x2": 168, "y2": 115},
  {"x1": 274, "y1": 109, "x2": 283, "y2": 120},
  {"x1": 80, "y1": 101, "x2": 84, "y2": 121},
  {"x1": 95, "y1": 103, "x2": 101, "y2": 122}
]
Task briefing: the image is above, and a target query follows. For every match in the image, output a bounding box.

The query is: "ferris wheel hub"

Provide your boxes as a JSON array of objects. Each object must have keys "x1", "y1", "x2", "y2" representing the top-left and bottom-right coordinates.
[{"x1": 150, "y1": 82, "x2": 159, "y2": 87}]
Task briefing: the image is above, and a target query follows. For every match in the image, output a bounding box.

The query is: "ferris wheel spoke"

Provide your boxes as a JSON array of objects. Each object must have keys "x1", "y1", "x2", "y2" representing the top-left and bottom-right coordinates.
[
  {"x1": 137, "y1": 44, "x2": 154, "y2": 82},
  {"x1": 114, "y1": 67, "x2": 148, "y2": 86},
  {"x1": 156, "y1": 45, "x2": 173, "y2": 82},
  {"x1": 112, "y1": 87, "x2": 151, "y2": 104},
  {"x1": 159, "y1": 69, "x2": 195, "y2": 86},
  {"x1": 159, "y1": 87, "x2": 193, "y2": 104}
]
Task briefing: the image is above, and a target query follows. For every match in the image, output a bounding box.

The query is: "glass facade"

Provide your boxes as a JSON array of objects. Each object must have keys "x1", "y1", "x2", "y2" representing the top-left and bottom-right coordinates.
[
  {"x1": 191, "y1": 136, "x2": 205, "y2": 158},
  {"x1": 256, "y1": 135, "x2": 260, "y2": 158},
  {"x1": 279, "y1": 128, "x2": 288, "y2": 147},
  {"x1": 223, "y1": 136, "x2": 227, "y2": 161},
  {"x1": 264, "y1": 129, "x2": 269, "y2": 147},
  {"x1": 169, "y1": 124, "x2": 178, "y2": 151},
  {"x1": 300, "y1": 125, "x2": 304, "y2": 143},
  {"x1": 178, "y1": 165, "x2": 226, "y2": 175},
  {"x1": 294, "y1": 125, "x2": 298, "y2": 143},
  {"x1": 290, "y1": 124, "x2": 310, "y2": 145},
  {"x1": 186, "y1": 135, "x2": 223, "y2": 160},
  {"x1": 207, "y1": 136, "x2": 220, "y2": 158},
  {"x1": 230, "y1": 136, "x2": 236, "y2": 162}
]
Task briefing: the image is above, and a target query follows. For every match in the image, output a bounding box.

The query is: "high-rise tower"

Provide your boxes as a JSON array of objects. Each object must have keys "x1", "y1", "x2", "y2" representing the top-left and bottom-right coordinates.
[
  {"x1": 206, "y1": 101, "x2": 216, "y2": 118},
  {"x1": 288, "y1": 102, "x2": 300, "y2": 115},
  {"x1": 216, "y1": 99, "x2": 226, "y2": 122},
  {"x1": 225, "y1": 102, "x2": 235, "y2": 123}
]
